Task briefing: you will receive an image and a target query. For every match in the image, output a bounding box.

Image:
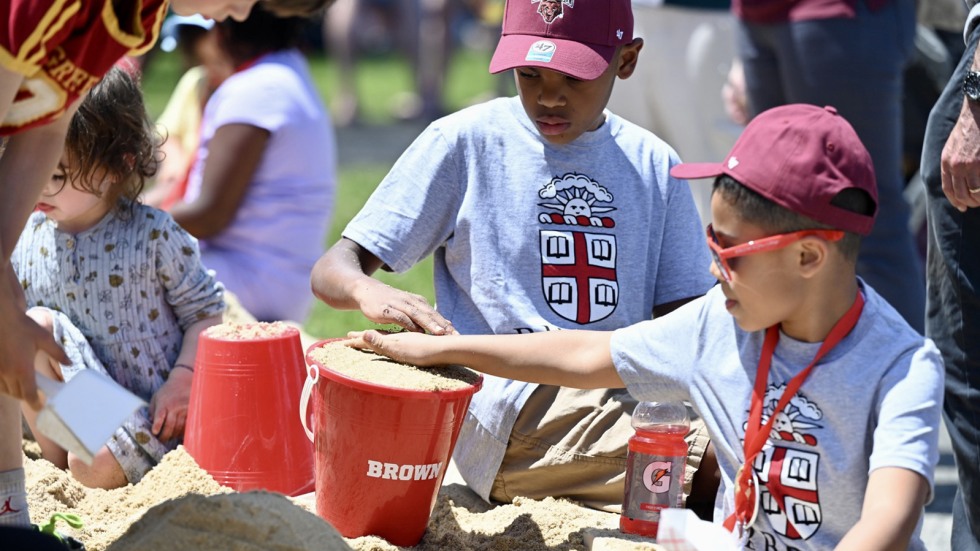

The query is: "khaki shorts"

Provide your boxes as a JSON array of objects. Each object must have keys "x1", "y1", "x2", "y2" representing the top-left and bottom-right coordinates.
[{"x1": 489, "y1": 385, "x2": 710, "y2": 513}]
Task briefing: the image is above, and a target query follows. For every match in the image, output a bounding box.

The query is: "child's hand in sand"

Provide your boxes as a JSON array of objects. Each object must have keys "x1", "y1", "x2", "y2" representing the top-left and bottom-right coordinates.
[
  {"x1": 346, "y1": 329, "x2": 454, "y2": 367},
  {"x1": 353, "y1": 280, "x2": 456, "y2": 336}
]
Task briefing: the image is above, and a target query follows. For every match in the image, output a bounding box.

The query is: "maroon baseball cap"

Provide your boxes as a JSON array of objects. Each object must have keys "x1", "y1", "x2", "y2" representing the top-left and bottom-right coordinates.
[
  {"x1": 489, "y1": 0, "x2": 634, "y2": 81},
  {"x1": 671, "y1": 104, "x2": 878, "y2": 235}
]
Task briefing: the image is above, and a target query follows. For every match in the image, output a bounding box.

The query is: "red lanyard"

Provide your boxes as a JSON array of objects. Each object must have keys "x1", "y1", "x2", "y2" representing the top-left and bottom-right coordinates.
[{"x1": 723, "y1": 291, "x2": 865, "y2": 534}]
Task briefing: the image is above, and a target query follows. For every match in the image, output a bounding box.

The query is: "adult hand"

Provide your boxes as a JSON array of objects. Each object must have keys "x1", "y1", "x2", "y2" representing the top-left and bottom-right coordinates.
[
  {"x1": 941, "y1": 97, "x2": 980, "y2": 211},
  {"x1": 149, "y1": 366, "x2": 193, "y2": 442},
  {"x1": 0, "y1": 273, "x2": 68, "y2": 409},
  {"x1": 346, "y1": 329, "x2": 450, "y2": 367},
  {"x1": 354, "y1": 279, "x2": 456, "y2": 335},
  {"x1": 723, "y1": 58, "x2": 750, "y2": 126}
]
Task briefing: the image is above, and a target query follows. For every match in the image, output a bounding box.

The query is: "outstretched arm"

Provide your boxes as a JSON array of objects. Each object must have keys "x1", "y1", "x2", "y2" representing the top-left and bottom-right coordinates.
[
  {"x1": 349, "y1": 328, "x2": 624, "y2": 389},
  {"x1": 834, "y1": 467, "x2": 929, "y2": 551},
  {"x1": 311, "y1": 237, "x2": 454, "y2": 334}
]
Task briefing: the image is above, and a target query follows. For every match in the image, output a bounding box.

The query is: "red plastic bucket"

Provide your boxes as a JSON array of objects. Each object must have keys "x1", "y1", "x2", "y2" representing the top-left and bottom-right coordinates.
[
  {"x1": 302, "y1": 339, "x2": 482, "y2": 547},
  {"x1": 185, "y1": 325, "x2": 315, "y2": 496}
]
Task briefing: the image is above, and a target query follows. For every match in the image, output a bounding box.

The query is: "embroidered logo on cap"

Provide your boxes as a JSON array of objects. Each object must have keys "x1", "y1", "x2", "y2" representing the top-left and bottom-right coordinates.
[
  {"x1": 728, "y1": 156, "x2": 739, "y2": 169},
  {"x1": 533, "y1": 0, "x2": 574, "y2": 23},
  {"x1": 526, "y1": 40, "x2": 557, "y2": 63}
]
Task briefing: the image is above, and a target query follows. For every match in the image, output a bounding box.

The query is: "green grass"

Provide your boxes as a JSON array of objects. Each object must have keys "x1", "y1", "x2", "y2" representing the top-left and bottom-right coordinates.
[
  {"x1": 303, "y1": 165, "x2": 436, "y2": 339},
  {"x1": 141, "y1": 48, "x2": 499, "y2": 338},
  {"x1": 142, "y1": 48, "x2": 500, "y2": 123}
]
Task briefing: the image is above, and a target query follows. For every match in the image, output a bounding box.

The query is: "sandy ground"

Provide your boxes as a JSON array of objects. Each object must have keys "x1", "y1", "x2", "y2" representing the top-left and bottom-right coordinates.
[
  {"x1": 22, "y1": 438, "x2": 661, "y2": 551},
  {"x1": 23, "y1": 306, "x2": 661, "y2": 550}
]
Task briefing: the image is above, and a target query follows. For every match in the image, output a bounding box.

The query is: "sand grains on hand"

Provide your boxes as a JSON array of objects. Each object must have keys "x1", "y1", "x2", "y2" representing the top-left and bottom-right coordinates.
[{"x1": 308, "y1": 340, "x2": 480, "y2": 392}]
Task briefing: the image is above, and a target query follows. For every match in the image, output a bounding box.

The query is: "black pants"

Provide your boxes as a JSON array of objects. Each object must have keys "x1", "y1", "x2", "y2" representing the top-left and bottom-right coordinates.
[
  {"x1": 922, "y1": 22, "x2": 980, "y2": 551},
  {"x1": 0, "y1": 526, "x2": 71, "y2": 550}
]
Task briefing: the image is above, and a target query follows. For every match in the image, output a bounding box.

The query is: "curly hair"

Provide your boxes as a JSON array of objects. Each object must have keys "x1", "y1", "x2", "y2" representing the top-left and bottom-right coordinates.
[{"x1": 64, "y1": 66, "x2": 161, "y2": 213}]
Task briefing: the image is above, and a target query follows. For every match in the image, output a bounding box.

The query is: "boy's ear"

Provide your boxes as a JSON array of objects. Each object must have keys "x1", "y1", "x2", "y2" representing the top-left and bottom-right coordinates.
[
  {"x1": 796, "y1": 237, "x2": 828, "y2": 279},
  {"x1": 616, "y1": 38, "x2": 643, "y2": 79}
]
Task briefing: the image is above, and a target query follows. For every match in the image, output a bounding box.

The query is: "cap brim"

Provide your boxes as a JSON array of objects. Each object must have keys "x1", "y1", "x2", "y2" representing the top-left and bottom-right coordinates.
[
  {"x1": 489, "y1": 35, "x2": 614, "y2": 80},
  {"x1": 670, "y1": 162, "x2": 726, "y2": 181}
]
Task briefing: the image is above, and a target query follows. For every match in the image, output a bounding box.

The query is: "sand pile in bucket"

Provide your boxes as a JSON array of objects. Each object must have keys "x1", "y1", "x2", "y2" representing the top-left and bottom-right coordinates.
[
  {"x1": 306, "y1": 340, "x2": 481, "y2": 391},
  {"x1": 204, "y1": 320, "x2": 296, "y2": 340}
]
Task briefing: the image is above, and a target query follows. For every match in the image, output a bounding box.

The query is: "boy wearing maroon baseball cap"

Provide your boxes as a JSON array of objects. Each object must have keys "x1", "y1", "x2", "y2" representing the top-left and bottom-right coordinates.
[
  {"x1": 313, "y1": 0, "x2": 722, "y2": 517},
  {"x1": 347, "y1": 104, "x2": 944, "y2": 549}
]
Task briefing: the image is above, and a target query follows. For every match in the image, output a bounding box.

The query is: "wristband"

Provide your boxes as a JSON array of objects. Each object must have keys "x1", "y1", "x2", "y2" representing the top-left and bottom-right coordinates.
[{"x1": 173, "y1": 363, "x2": 195, "y2": 373}]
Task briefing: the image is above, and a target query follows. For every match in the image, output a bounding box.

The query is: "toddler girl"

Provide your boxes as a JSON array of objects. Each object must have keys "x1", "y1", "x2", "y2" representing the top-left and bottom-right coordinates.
[{"x1": 12, "y1": 66, "x2": 225, "y2": 489}]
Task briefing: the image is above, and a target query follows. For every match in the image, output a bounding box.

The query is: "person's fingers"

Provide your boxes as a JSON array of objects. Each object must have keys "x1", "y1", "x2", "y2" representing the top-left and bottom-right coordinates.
[
  {"x1": 172, "y1": 410, "x2": 187, "y2": 440},
  {"x1": 941, "y1": 166, "x2": 968, "y2": 212},
  {"x1": 14, "y1": 379, "x2": 42, "y2": 411},
  {"x1": 354, "y1": 330, "x2": 378, "y2": 346},
  {"x1": 17, "y1": 370, "x2": 41, "y2": 410},
  {"x1": 965, "y1": 178, "x2": 980, "y2": 208},
  {"x1": 151, "y1": 406, "x2": 165, "y2": 436},
  {"x1": 955, "y1": 176, "x2": 980, "y2": 210},
  {"x1": 159, "y1": 409, "x2": 181, "y2": 442},
  {"x1": 344, "y1": 330, "x2": 376, "y2": 350},
  {"x1": 37, "y1": 332, "x2": 70, "y2": 366}
]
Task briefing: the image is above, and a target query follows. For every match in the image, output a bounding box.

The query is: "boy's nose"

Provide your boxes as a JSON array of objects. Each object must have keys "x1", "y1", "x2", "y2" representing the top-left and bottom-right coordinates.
[{"x1": 537, "y1": 83, "x2": 566, "y2": 108}]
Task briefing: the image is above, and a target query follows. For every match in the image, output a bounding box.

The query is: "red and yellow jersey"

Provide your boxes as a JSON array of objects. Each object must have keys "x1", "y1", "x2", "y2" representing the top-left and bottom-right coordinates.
[{"x1": 0, "y1": 0, "x2": 168, "y2": 135}]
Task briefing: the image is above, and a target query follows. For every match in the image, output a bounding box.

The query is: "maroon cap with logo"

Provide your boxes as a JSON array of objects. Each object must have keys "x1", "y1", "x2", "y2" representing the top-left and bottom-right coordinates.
[
  {"x1": 489, "y1": 0, "x2": 634, "y2": 81},
  {"x1": 671, "y1": 104, "x2": 878, "y2": 235}
]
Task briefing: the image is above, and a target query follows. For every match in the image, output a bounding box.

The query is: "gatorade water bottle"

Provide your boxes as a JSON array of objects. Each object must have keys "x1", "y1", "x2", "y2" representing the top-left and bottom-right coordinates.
[{"x1": 620, "y1": 401, "x2": 689, "y2": 538}]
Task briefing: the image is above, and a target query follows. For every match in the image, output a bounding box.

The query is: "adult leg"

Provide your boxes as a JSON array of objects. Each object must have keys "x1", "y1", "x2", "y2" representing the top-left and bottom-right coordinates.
[
  {"x1": 922, "y1": 24, "x2": 980, "y2": 551},
  {"x1": 609, "y1": 5, "x2": 740, "y2": 225},
  {"x1": 415, "y1": 0, "x2": 452, "y2": 120},
  {"x1": 735, "y1": 21, "x2": 788, "y2": 117},
  {"x1": 322, "y1": 0, "x2": 362, "y2": 127},
  {"x1": 0, "y1": 526, "x2": 71, "y2": 550},
  {"x1": 739, "y1": 2, "x2": 925, "y2": 332},
  {"x1": 0, "y1": 398, "x2": 29, "y2": 527}
]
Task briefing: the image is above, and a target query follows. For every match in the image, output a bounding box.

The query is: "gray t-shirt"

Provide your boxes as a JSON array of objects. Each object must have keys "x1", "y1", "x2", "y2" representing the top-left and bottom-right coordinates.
[
  {"x1": 611, "y1": 282, "x2": 943, "y2": 550},
  {"x1": 344, "y1": 96, "x2": 716, "y2": 499}
]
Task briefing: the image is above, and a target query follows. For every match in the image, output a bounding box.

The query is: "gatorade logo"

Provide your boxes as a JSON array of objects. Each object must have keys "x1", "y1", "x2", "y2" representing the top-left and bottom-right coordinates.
[
  {"x1": 643, "y1": 461, "x2": 673, "y2": 493},
  {"x1": 366, "y1": 460, "x2": 443, "y2": 481}
]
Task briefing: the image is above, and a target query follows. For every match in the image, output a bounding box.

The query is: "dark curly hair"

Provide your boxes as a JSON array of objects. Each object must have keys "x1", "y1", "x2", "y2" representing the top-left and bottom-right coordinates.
[
  {"x1": 64, "y1": 66, "x2": 161, "y2": 213},
  {"x1": 216, "y1": 3, "x2": 308, "y2": 65}
]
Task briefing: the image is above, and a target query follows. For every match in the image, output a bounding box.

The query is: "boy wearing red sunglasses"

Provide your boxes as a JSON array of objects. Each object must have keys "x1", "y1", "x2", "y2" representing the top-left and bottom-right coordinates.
[{"x1": 348, "y1": 104, "x2": 944, "y2": 550}]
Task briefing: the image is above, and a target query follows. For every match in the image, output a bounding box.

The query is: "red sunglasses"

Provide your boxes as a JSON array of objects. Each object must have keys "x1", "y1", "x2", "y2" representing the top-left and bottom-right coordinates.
[{"x1": 705, "y1": 224, "x2": 845, "y2": 282}]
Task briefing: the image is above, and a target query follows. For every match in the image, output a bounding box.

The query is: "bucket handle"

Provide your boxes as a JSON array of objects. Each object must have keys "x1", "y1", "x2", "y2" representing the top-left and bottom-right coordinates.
[{"x1": 299, "y1": 363, "x2": 319, "y2": 442}]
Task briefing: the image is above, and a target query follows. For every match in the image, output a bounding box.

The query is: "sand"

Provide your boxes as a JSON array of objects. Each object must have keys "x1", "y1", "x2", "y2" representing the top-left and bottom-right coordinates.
[
  {"x1": 22, "y1": 439, "x2": 662, "y2": 551},
  {"x1": 23, "y1": 311, "x2": 656, "y2": 550},
  {"x1": 204, "y1": 321, "x2": 296, "y2": 340},
  {"x1": 307, "y1": 340, "x2": 481, "y2": 392}
]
